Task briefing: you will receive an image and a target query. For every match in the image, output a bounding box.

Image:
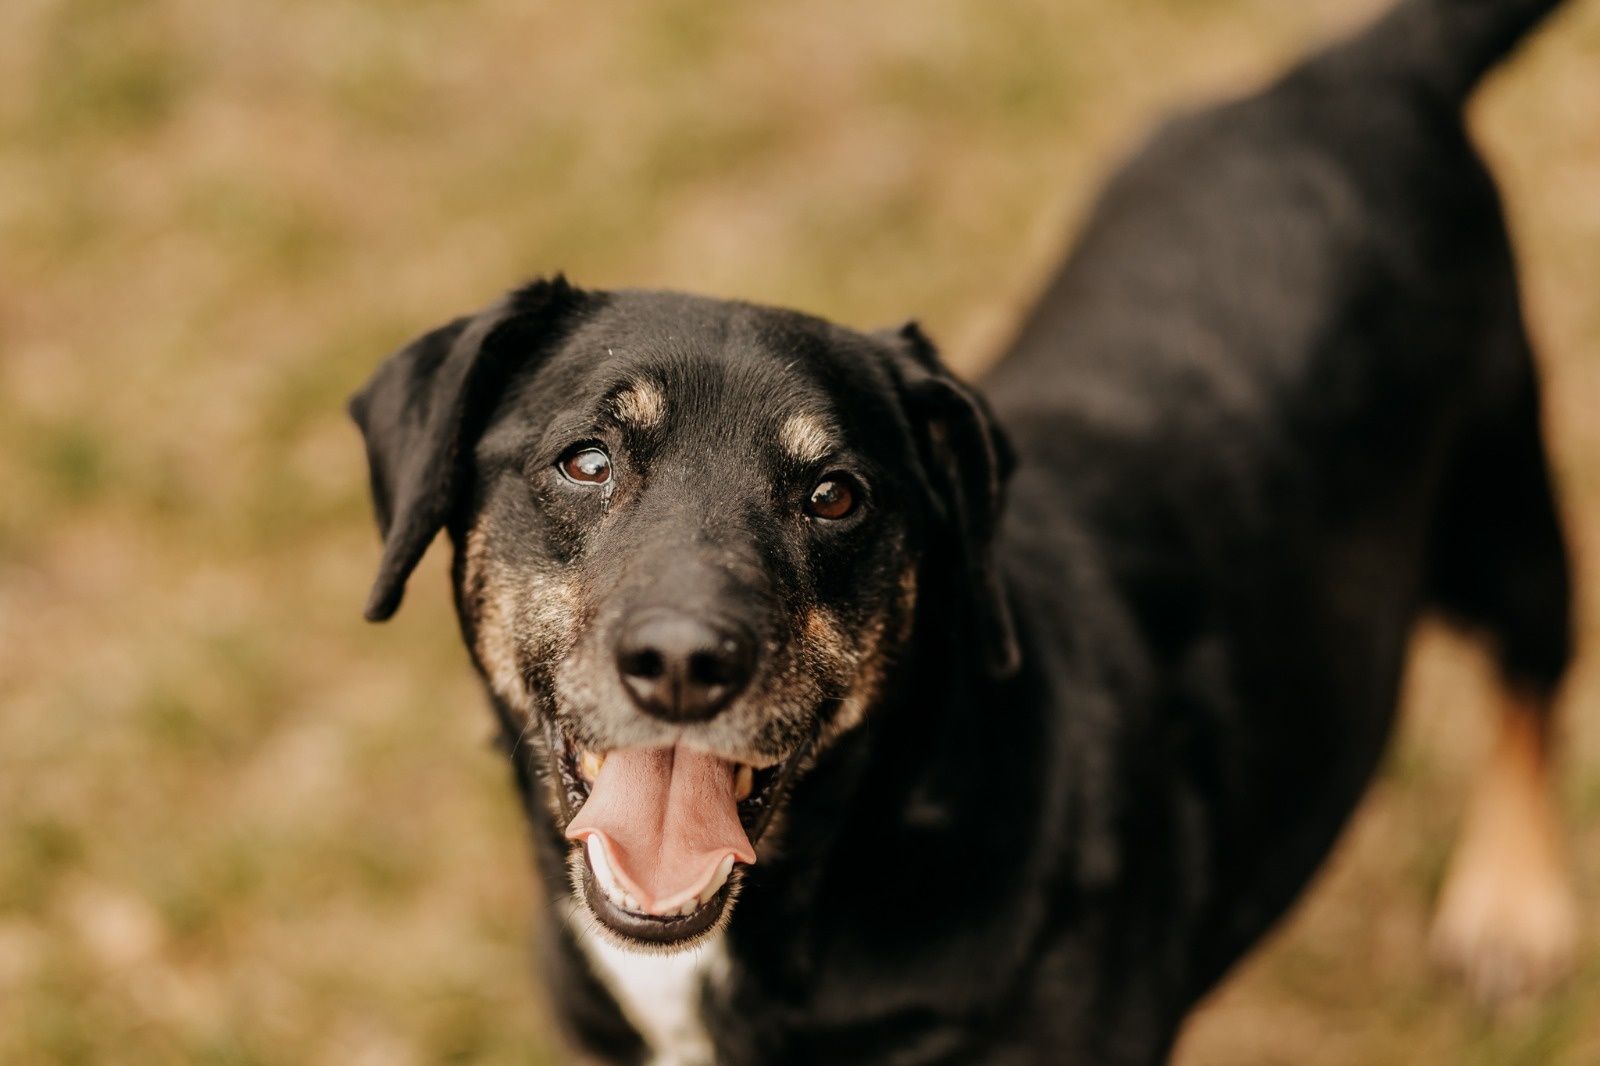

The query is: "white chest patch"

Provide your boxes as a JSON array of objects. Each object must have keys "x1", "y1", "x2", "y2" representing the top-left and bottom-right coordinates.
[{"x1": 566, "y1": 903, "x2": 726, "y2": 1066}]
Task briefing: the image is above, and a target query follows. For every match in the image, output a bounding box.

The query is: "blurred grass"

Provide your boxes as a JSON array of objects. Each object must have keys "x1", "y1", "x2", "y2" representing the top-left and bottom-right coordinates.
[{"x1": 0, "y1": 0, "x2": 1597, "y2": 1062}]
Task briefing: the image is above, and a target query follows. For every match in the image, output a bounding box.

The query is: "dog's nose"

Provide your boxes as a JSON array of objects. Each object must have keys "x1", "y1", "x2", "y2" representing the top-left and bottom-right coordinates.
[{"x1": 615, "y1": 610, "x2": 755, "y2": 722}]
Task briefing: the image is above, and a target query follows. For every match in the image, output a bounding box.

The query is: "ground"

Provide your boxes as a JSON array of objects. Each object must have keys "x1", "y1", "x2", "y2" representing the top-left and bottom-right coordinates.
[{"x1": 1, "y1": 0, "x2": 1597, "y2": 1062}]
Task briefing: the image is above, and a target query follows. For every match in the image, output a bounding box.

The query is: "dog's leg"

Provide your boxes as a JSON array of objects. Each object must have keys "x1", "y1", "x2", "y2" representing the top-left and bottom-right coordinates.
[
  {"x1": 1430, "y1": 684, "x2": 1577, "y2": 1003},
  {"x1": 1420, "y1": 247, "x2": 1579, "y2": 1003}
]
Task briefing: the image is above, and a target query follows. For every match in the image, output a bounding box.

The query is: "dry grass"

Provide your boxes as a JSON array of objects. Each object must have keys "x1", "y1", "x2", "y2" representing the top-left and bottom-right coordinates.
[{"x1": 1, "y1": 0, "x2": 1597, "y2": 1062}]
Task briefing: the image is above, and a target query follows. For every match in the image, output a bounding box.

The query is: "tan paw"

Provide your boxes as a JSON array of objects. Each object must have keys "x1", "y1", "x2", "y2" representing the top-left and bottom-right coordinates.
[{"x1": 1430, "y1": 846, "x2": 1578, "y2": 1004}]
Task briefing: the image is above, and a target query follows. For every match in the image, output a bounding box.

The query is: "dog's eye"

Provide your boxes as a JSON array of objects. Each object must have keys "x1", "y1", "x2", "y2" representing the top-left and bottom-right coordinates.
[
  {"x1": 805, "y1": 474, "x2": 858, "y2": 521},
  {"x1": 558, "y1": 445, "x2": 612, "y2": 485}
]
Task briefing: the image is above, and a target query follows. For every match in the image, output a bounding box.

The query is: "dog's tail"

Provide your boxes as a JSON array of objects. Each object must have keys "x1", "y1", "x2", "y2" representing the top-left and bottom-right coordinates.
[{"x1": 1340, "y1": 0, "x2": 1570, "y2": 103}]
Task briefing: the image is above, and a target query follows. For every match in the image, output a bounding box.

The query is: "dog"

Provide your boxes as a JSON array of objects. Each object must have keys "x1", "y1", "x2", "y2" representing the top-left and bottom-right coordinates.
[{"x1": 350, "y1": 0, "x2": 1580, "y2": 1061}]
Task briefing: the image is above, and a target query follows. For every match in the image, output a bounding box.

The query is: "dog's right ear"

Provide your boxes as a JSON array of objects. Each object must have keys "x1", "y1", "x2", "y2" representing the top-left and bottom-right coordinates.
[{"x1": 348, "y1": 276, "x2": 578, "y2": 622}]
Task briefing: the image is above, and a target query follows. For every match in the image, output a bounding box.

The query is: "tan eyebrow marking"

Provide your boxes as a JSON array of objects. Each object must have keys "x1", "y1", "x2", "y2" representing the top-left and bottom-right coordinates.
[
  {"x1": 611, "y1": 381, "x2": 667, "y2": 429},
  {"x1": 779, "y1": 413, "x2": 836, "y2": 464}
]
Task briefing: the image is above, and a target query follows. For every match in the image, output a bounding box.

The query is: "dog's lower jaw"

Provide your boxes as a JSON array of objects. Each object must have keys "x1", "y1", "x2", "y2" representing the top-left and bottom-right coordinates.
[{"x1": 571, "y1": 841, "x2": 742, "y2": 952}]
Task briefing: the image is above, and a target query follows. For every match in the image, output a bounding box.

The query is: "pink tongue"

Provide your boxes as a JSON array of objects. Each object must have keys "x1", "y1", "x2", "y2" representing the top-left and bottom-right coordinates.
[{"x1": 565, "y1": 746, "x2": 756, "y2": 913}]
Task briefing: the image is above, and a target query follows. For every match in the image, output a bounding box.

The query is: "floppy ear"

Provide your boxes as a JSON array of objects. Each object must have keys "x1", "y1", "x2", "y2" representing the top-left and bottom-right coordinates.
[
  {"x1": 887, "y1": 321, "x2": 1021, "y2": 677},
  {"x1": 349, "y1": 276, "x2": 577, "y2": 622}
]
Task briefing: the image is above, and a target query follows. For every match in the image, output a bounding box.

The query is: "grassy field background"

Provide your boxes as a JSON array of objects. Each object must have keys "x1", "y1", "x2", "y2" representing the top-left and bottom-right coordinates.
[{"x1": 2, "y1": 0, "x2": 1598, "y2": 1062}]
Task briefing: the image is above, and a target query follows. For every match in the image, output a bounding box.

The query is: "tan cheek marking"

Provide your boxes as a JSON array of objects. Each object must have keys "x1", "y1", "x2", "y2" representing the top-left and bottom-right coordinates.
[
  {"x1": 896, "y1": 567, "x2": 919, "y2": 639},
  {"x1": 463, "y1": 525, "x2": 579, "y2": 716},
  {"x1": 779, "y1": 414, "x2": 834, "y2": 465},
  {"x1": 463, "y1": 525, "x2": 524, "y2": 710},
  {"x1": 828, "y1": 635, "x2": 886, "y2": 739},
  {"x1": 801, "y1": 604, "x2": 880, "y2": 741},
  {"x1": 825, "y1": 568, "x2": 917, "y2": 740},
  {"x1": 613, "y1": 381, "x2": 667, "y2": 429},
  {"x1": 803, "y1": 608, "x2": 851, "y2": 668}
]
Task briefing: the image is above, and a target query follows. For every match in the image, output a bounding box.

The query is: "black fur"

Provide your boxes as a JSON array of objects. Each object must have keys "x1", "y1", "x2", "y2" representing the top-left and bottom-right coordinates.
[
  {"x1": 350, "y1": 277, "x2": 582, "y2": 621},
  {"x1": 351, "y1": 1, "x2": 1574, "y2": 1061}
]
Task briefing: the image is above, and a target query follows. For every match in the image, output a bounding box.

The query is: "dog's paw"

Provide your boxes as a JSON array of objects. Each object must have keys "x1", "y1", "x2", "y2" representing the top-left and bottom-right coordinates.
[{"x1": 1430, "y1": 842, "x2": 1578, "y2": 1005}]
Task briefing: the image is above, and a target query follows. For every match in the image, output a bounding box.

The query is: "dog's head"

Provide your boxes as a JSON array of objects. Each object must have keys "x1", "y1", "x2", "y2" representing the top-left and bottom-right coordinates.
[{"x1": 351, "y1": 278, "x2": 1016, "y2": 950}]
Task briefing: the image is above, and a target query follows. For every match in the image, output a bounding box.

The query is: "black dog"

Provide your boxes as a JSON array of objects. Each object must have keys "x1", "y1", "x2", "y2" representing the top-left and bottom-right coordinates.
[{"x1": 351, "y1": 0, "x2": 1579, "y2": 1061}]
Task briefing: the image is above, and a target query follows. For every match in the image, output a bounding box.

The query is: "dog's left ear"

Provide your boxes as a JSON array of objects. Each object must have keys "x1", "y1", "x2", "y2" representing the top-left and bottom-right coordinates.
[
  {"x1": 884, "y1": 321, "x2": 1021, "y2": 677},
  {"x1": 349, "y1": 276, "x2": 578, "y2": 622}
]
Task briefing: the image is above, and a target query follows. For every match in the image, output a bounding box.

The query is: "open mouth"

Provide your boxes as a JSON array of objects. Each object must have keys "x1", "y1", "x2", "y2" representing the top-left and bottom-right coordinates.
[{"x1": 547, "y1": 723, "x2": 806, "y2": 947}]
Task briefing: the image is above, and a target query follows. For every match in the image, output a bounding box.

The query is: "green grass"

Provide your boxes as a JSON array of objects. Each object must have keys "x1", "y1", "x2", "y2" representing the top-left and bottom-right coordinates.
[{"x1": 2, "y1": 0, "x2": 1598, "y2": 1062}]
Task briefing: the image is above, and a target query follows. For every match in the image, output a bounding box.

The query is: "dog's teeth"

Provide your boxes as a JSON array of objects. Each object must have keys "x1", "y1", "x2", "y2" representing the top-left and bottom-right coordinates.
[
  {"x1": 734, "y1": 764, "x2": 753, "y2": 801},
  {"x1": 578, "y1": 749, "x2": 606, "y2": 783},
  {"x1": 587, "y1": 838, "x2": 640, "y2": 915},
  {"x1": 589, "y1": 834, "x2": 738, "y2": 916},
  {"x1": 585, "y1": 837, "x2": 619, "y2": 897},
  {"x1": 699, "y1": 854, "x2": 736, "y2": 905}
]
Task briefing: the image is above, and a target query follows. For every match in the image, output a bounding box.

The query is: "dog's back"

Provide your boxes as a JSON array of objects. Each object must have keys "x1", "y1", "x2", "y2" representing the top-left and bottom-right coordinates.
[
  {"x1": 991, "y1": 0, "x2": 1565, "y2": 435},
  {"x1": 985, "y1": 0, "x2": 1576, "y2": 1012}
]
